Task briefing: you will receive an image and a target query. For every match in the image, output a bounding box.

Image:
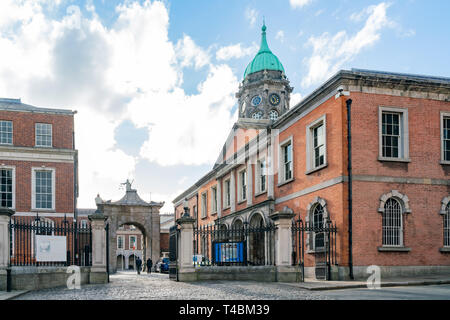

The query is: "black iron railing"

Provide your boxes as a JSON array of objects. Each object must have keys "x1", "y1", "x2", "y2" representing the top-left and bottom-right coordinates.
[
  {"x1": 193, "y1": 222, "x2": 276, "y2": 267},
  {"x1": 9, "y1": 214, "x2": 92, "y2": 267},
  {"x1": 292, "y1": 219, "x2": 337, "y2": 281}
]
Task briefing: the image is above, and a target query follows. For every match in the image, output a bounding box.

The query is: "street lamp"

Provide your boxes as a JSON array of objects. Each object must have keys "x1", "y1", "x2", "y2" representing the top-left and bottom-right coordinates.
[{"x1": 183, "y1": 198, "x2": 190, "y2": 217}]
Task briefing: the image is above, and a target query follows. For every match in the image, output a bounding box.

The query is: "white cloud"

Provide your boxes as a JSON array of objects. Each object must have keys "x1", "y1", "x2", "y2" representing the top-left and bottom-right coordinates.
[
  {"x1": 289, "y1": 0, "x2": 313, "y2": 9},
  {"x1": 245, "y1": 7, "x2": 258, "y2": 27},
  {"x1": 275, "y1": 30, "x2": 285, "y2": 43},
  {"x1": 290, "y1": 93, "x2": 303, "y2": 107},
  {"x1": 216, "y1": 43, "x2": 258, "y2": 61},
  {"x1": 302, "y1": 2, "x2": 392, "y2": 87},
  {"x1": 0, "y1": 0, "x2": 240, "y2": 213}
]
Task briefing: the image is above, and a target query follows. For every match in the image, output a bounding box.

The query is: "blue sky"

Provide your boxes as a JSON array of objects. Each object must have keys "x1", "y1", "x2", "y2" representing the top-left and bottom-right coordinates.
[{"x1": 0, "y1": 0, "x2": 449, "y2": 212}]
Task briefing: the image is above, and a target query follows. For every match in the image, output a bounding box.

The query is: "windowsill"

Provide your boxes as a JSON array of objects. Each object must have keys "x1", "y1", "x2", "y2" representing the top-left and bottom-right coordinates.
[
  {"x1": 306, "y1": 248, "x2": 326, "y2": 254},
  {"x1": 200, "y1": 216, "x2": 207, "y2": 220},
  {"x1": 32, "y1": 208, "x2": 56, "y2": 212},
  {"x1": 254, "y1": 190, "x2": 267, "y2": 197},
  {"x1": 211, "y1": 211, "x2": 217, "y2": 216},
  {"x1": 35, "y1": 145, "x2": 53, "y2": 148},
  {"x1": 440, "y1": 160, "x2": 450, "y2": 166},
  {"x1": 305, "y1": 163, "x2": 328, "y2": 175},
  {"x1": 223, "y1": 206, "x2": 230, "y2": 210},
  {"x1": 237, "y1": 199, "x2": 247, "y2": 205},
  {"x1": 277, "y1": 177, "x2": 294, "y2": 187},
  {"x1": 377, "y1": 246, "x2": 411, "y2": 252},
  {"x1": 378, "y1": 157, "x2": 411, "y2": 163},
  {"x1": 439, "y1": 247, "x2": 450, "y2": 253}
]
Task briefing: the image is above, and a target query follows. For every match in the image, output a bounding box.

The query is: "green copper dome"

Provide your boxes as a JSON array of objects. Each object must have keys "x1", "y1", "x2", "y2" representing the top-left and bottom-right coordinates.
[{"x1": 243, "y1": 23, "x2": 285, "y2": 79}]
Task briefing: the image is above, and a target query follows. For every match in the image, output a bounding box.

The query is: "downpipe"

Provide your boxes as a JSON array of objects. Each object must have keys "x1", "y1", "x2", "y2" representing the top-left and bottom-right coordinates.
[{"x1": 346, "y1": 98, "x2": 354, "y2": 280}]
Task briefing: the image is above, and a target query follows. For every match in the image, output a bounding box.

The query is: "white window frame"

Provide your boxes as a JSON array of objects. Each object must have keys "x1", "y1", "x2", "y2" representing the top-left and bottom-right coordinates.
[
  {"x1": 31, "y1": 167, "x2": 55, "y2": 211},
  {"x1": 201, "y1": 191, "x2": 207, "y2": 218},
  {"x1": 255, "y1": 157, "x2": 267, "y2": 195},
  {"x1": 35, "y1": 123, "x2": 53, "y2": 148},
  {"x1": 440, "y1": 111, "x2": 450, "y2": 164},
  {"x1": 381, "y1": 198, "x2": 404, "y2": 247},
  {"x1": 117, "y1": 235, "x2": 124, "y2": 250},
  {"x1": 0, "y1": 120, "x2": 13, "y2": 145},
  {"x1": 0, "y1": 165, "x2": 15, "y2": 209},
  {"x1": 237, "y1": 169, "x2": 247, "y2": 202},
  {"x1": 306, "y1": 114, "x2": 327, "y2": 174},
  {"x1": 223, "y1": 178, "x2": 231, "y2": 208},
  {"x1": 129, "y1": 235, "x2": 137, "y2": 250},
  {"x1": 378, "y1": 107, "x2": 410, "y2": 162},
  {"x1": 278, "y1": 136, "x2": 294, "y2": 185},
  {"x1": 211, "y1": 186, "x2": 218, "y2": 214}
]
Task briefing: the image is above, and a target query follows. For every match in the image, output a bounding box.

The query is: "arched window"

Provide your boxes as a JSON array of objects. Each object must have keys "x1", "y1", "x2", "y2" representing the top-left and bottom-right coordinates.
[
  {"x1": 231, "y1": 219, "x2": 244, "y2": 242},
  {"x1": 382, "y1": 198, "x2": 403, "y2": 246},
  {"x1": 248, "y1": 213, "x2": 265, "y2": 265},
  {"x1": 312, "y1": 204, "x2": 325, "y2": 249}
]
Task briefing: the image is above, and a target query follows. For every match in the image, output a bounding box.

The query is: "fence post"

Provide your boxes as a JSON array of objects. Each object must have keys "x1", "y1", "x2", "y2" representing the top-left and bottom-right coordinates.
[
  {"x1": 176, "y1": 215, "x2": 196, "y2": 281},
  {"x1": 0, "y1": 208, "x2": 14, "y2": 291},
  {"x1": 269, "y1": 207, "x2": 301, "y2": 282},
  {"x1": 88, "y1": 209, "x2": 108, "y2": 284}
]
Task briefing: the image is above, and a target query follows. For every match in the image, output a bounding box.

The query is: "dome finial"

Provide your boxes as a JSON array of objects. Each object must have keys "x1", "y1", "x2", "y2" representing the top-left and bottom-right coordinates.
[{"x1": 262, "y1": 17, "x2": 266, "y2": 32}]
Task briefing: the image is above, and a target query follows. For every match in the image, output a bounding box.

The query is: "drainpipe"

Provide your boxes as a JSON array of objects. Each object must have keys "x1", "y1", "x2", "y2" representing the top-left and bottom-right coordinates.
[{"x1": 346, "y1": 98, "x2": 354, "y2": 280}]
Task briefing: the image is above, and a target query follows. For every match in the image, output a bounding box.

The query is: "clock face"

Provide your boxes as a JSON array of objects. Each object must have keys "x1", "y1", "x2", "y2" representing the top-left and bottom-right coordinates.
[
  {"x1": 251, "y1": 95, "x2": 262, "y2": 107},
  {"x1": 269, "y1": 93, "x2": 280, "y2": 106}
]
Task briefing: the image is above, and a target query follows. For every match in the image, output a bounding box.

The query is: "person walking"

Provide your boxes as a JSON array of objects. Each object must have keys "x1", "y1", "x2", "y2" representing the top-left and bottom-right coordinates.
[
  {"x1": 136, "y1": 256, "x2": 142, "y2": 275},
  {"x1": 146, "y1": 258, "x2": 153, "y2": 274}
]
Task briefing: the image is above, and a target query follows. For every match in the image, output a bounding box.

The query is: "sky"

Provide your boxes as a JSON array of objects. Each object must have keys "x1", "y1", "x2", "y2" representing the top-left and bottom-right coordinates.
[{"x1": 0, "y1": 0, "x2": 449, "y2": 213}]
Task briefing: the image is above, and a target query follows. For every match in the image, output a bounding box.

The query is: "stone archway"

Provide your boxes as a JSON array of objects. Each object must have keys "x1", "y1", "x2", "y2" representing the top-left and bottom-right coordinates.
[{"x1": 96, "y1": 180, "x2": 164, "y2": 274}]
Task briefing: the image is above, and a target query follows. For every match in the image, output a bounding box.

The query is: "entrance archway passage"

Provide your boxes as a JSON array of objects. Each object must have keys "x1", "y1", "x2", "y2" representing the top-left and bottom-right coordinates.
[{"x1": 96, "y1": 180, "x2": 164, "y2": 273}]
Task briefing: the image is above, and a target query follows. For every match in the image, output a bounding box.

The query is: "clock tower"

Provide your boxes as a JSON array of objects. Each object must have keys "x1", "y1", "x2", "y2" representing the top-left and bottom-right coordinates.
[{"x1": 236, "y1": 22, "x2": 293, "y2": 121}]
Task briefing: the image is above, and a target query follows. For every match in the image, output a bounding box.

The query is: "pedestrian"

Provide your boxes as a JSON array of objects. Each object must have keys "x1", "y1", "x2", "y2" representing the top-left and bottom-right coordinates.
[
  {"x1": 136, "y1": 256, "x2": 142, "y2": 275},
  {"x1": 146, "y1": 258, "x2": 153, "y2": 274}
]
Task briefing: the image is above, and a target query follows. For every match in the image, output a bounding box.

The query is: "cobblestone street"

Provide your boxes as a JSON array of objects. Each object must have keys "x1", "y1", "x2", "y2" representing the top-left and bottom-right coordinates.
[{"x1": 14, "y1": 271, "x2": 328, "y2": 300}]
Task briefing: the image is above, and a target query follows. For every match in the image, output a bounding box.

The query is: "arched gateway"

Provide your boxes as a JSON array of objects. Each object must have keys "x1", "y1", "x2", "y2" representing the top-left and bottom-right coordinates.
[{"x1": 96, "y1": 180, "x2": 164, "y2": 273}]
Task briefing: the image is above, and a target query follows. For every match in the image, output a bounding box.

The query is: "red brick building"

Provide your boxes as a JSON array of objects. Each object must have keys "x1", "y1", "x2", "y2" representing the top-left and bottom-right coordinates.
[
  {"x1": 173, "y1": 25, "x2": 450, "y2": 279},
  {"x1": 0, "y1": 98, "x2": 83, "y2": 264}
]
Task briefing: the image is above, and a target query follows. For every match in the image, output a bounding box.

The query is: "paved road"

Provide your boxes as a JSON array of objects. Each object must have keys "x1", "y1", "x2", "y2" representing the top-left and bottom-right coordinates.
[
  {"x1": 14, "y1": 271, "x2": 328, "y2": 300},
  {"x1": 318, "y1": 284, "x2": 450, "y2": 300},
  {"x1": 14, "y1": 271, "x2": 450, "y2": 300}
]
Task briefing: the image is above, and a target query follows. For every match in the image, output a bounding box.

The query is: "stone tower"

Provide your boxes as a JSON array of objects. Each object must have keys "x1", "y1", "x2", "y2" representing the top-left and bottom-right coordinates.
[{"x1": 236, "y1": 22, "x2": 293, "y2": 121}]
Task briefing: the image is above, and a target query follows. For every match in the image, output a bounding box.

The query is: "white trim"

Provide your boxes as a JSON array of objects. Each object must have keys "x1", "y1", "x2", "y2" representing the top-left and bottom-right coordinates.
[
  {"x1": 223, "y1": 177, "x2": 231, "y2": 209},
  {"x1": 237, "y1": 168, "x2": 247, "y2": 203},
  {"x1": 0, "y1": 120, "x2": 13, "y2": 145},
  {"x1": 35, "y1": 123, "x2": 53, "y2": 148},
  {"x1": 210, "y1": 185, "x2": 218, "y2": 214},
  {"x1": 31, "y1": 167, "x2": 56, "y2": 211},
  {"x1": 441, "y1": 111, "x2": 450, "y2": 163},
  {"x1": 0, "y1": 164, "x2": 15, "y2": 209},
  {"x1": 117, "y1": 235, "x2": 124, "y2": 250},
  {"x1": 200, "y1": 191, "x2": 208, "y2": 218},
  {"x1": 278, "y1": 136, "x2": 294, "y2": 185},
  {"x1": 306, "y1": 114, "x2": 327, "y2": 173},
  {"x1": 378, "y1": 106, "x2": 409, "y2": 161},
  {"x1": 256, "y1": 157, "x2": 267, "y2": 195}
]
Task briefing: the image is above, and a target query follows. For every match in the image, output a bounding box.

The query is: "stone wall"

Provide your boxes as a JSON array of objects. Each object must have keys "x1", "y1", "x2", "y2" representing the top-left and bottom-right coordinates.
[{"x1": 1, "y1": 266, "x2": 91, "y2": 291}]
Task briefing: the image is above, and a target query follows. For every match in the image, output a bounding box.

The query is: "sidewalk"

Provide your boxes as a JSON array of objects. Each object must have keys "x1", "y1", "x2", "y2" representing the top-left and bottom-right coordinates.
[
  {"x1": 0, "y1": 290, "x2": 30, "y2": 300},
  {"x1": 282, "y1": 275, "x2": 450, "y2": 291}
]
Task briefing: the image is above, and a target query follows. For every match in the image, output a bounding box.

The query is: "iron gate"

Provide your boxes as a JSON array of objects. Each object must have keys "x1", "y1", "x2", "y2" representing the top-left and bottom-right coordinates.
[
  {"x1": 168, "y1": 225, "x2": 178, "y2": 281},
  {"x1": 292, "y1": 218, "x2": 337, "y2": 281}
]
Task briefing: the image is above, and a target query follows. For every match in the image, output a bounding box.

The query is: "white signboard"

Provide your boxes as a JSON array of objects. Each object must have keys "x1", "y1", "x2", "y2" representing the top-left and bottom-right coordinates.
[{"x1": 36, "y1": 235, "x2": 67, "y2": 262}]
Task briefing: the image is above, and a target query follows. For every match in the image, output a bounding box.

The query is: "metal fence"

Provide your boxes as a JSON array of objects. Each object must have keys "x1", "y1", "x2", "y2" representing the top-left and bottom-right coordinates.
[
  {"x1": 193, "y1": 222, "x2": 276, "y2": 267},
  {"x1": 9, "y1": 214, "x2": 92, "y2": 267},
  {"x1": 291, "y1": 219, "x2": 338, "y2": 281}
]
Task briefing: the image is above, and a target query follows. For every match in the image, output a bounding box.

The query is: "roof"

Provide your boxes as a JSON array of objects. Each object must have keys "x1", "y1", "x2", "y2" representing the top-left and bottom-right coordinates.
[
  {"x1": 0, "y1": 98, "x2": 76, "y2": 115},
  {"x1": 243, "y1": 23, "x2": 285, "y2": 79}
]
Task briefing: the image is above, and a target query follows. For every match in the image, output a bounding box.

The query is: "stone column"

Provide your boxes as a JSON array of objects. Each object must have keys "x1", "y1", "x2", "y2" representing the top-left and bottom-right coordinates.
[
  {"x1": 88, "y1": 210, "x2": 109, "y2": 284},
  {"x1": 176, "y1": 215, "x2": 196, "y2": 281},
  {"x1": 217, "y1": 178, "x2": 222, "y2": 218},
  {"x1": 269, "y1": 208, "x2": 301, "y2": 282},
  {"x1": 267, "y1": 135, "x2": 274, "y2": 199},
  {"x1": 0, "y1": 208, "x2": 14, "y2": 291},
  {"x1": 247, "y1": 161, "x2": 253, "y2": 206}
]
